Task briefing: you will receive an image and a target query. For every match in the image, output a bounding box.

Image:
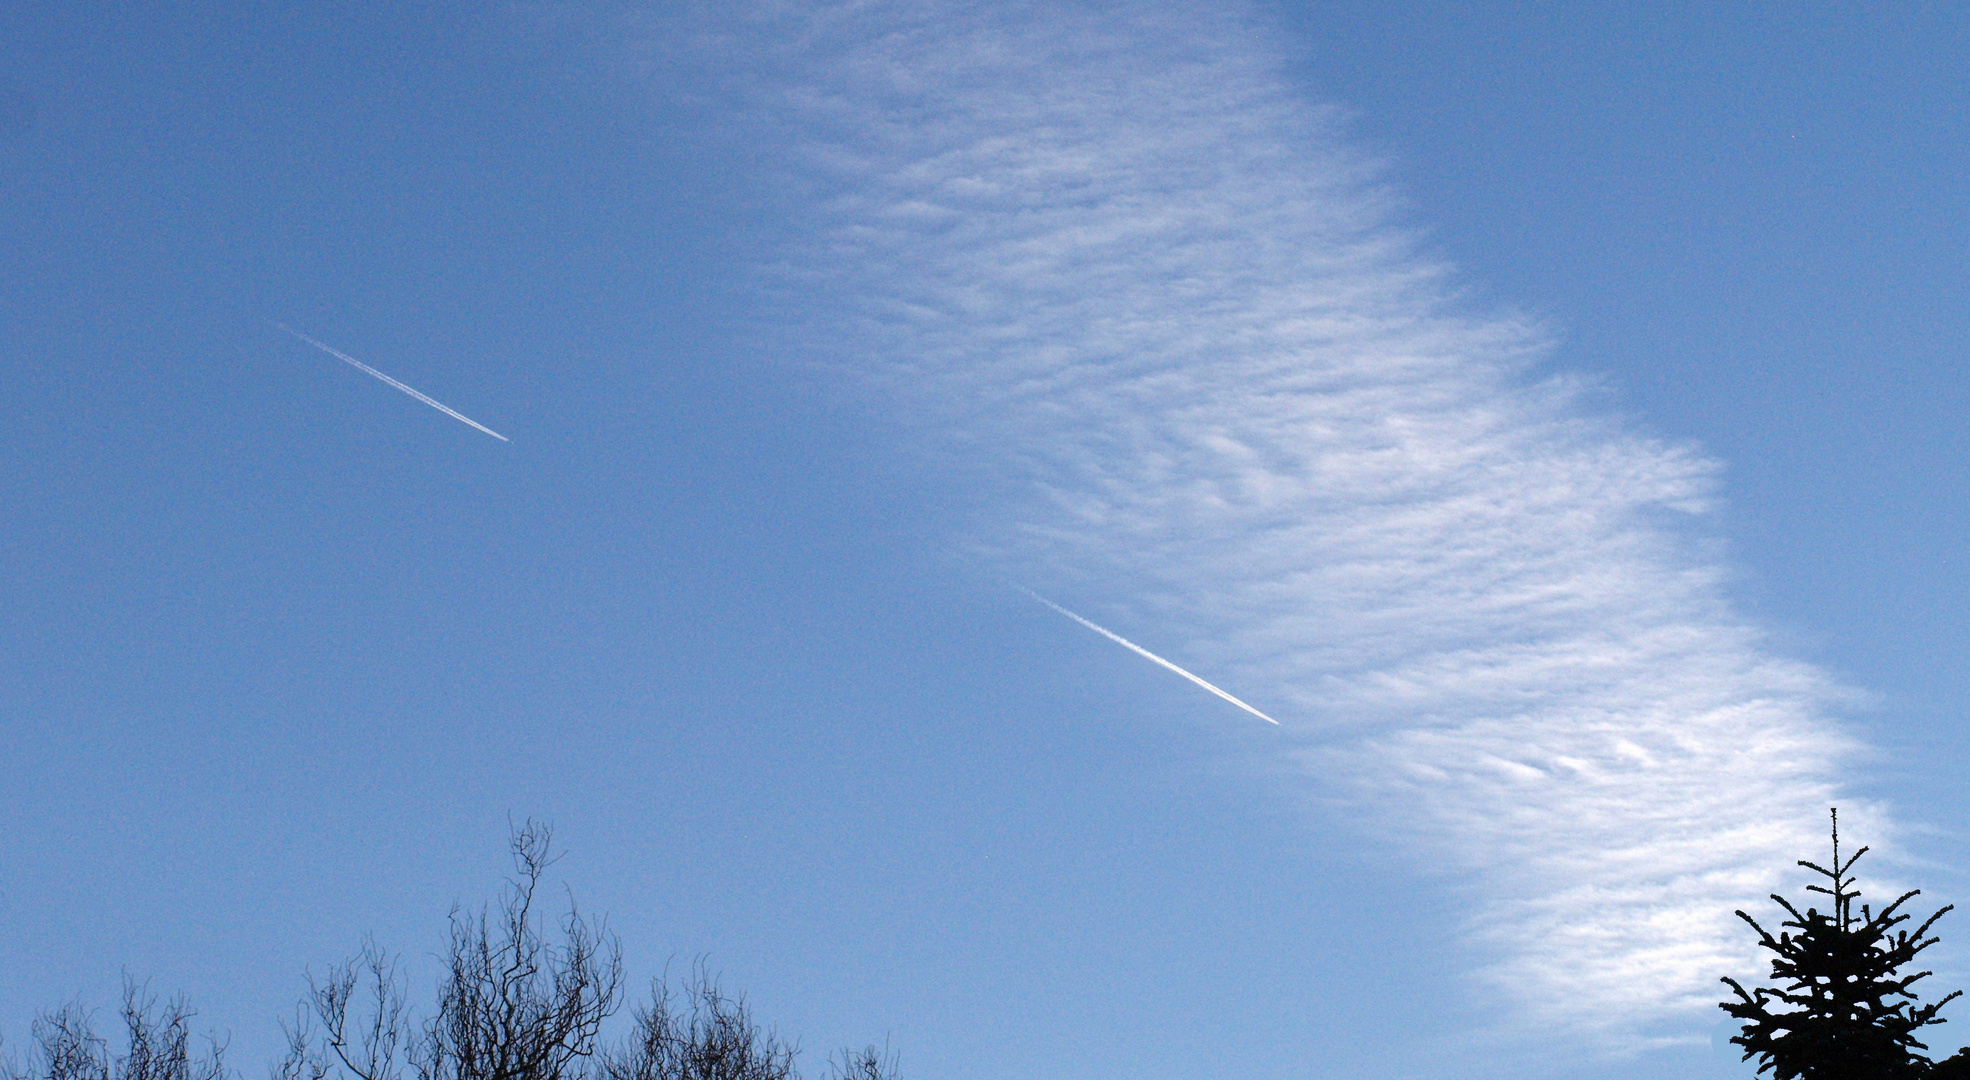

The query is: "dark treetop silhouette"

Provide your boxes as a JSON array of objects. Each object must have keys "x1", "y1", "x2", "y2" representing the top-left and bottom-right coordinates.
[
  {"x1": 3, "y1": 823, "x2": 897, "y2": 1080},
  {"x1": 1721, "y1": 809, "x2": 1969, "y2": 1079}
]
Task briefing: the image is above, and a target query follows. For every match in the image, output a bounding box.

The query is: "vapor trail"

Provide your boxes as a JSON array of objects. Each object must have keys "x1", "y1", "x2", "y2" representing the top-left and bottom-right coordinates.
[
  {"x1": 276, "y1": 324, "x2": 509, "y2": 442},
  {"x1": 1023, "y1": 589, "x2": 1280, "y2": 725},
  {"x1": 625, "y1": 0, "x2": 1879, "y2": 1058}
]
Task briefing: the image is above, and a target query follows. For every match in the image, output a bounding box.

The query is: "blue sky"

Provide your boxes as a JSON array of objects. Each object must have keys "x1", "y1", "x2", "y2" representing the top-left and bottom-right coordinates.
[{"x1": 2, "y1": 4, "x2": 1965, "y2": 1078}]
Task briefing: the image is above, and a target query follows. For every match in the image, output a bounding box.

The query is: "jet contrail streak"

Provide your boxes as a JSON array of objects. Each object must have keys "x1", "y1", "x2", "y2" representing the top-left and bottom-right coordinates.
[
  {"x1": 1023, "y1": 589, "x2": 1281, "y2": 725},
  {"x1": 276, "y1": 324, "x2": 510, "y2": 442}
]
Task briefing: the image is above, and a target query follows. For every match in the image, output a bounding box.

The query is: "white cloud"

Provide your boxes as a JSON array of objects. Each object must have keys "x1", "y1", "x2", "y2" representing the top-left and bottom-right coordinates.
[{"x1": 633, "y1": 0, "x2": 1884, "y2": 1054}]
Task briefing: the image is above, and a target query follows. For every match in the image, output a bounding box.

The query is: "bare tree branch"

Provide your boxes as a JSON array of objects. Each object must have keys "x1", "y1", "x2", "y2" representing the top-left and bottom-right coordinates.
[
  {"x1": 412, "y1": 822, "x2": 622, "y2": 1080},
  {"x1": 822, "y1": 1044, "x2": 899, "y2": 1080},
  {"x1": 307, "y1": 941, "x2": 407, "y2": 1080},
  {"x1": 599, "y1": 967, "x2": 798, "y2": 1080}
]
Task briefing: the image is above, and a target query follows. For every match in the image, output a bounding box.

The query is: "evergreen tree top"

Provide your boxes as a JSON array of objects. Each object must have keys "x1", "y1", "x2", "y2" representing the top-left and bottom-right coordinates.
[{"x1": 1720, "y1": 809, "x2": 1962, "y2": 1080}]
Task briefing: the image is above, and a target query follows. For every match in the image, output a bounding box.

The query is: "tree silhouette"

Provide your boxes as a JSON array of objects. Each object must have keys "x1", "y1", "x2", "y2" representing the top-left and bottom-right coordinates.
[
  {"x1": 2, "y1": 982, "x2": 226, "y2": 1080},
  {"x1": 599, "y1": 969, "x2": 796, "y2": 1080},
  {"x1": 1720, "y1": 809, "x2": 1964, "y2": 1079},
  {"x1": 282, "y1": 822, "x2": 898, "y2": 1080},
  {"x1": 287, "y1": 822, "x2": 623, "y2": 1080},
  {"x1": 8, "y1": 822, "x2": 898, "y2": 1080}
]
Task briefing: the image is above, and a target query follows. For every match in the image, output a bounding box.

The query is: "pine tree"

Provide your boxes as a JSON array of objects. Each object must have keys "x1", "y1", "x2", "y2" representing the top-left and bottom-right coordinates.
[{"x1": 1720, "y1": 809, "x2": 1962, "y2": 1079}]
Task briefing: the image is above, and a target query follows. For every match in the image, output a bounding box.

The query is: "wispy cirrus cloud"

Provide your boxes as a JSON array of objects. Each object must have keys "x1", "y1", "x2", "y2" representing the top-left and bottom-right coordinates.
[{"x1": 629, "y1": 0, "x2": 1882, "y2": 1054}]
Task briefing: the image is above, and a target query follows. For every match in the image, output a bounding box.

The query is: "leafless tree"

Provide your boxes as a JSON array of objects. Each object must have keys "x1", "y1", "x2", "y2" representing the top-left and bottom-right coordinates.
[
  {"x1": 284, "y1": 941, "x2": 406, "y2": 1080},
  {"x1": 5, "y1": 985, "x2": 225, "y2": 1080},
  {"x1": 15, "y1": 1004, "x2": 105, "y2": 1080},
  {"x1": 290, "y1": 822, "x2": 623, "y2": 1080},
  {"x1": 596, "y1": 968, "x2": 902, "y2": 1080},
  {"x1": 598, "y1": 970, "x2": 797, "y2": 1080},
  {"x1": 419, "y1": 822, "x2": 622, "y2": 1080},
  {"x1": 820, "y1": 1045, "x2": 898, "y2": 1080},
  {"x1": 23, "y1": 821, "x2": 900, "y2": 1080}
]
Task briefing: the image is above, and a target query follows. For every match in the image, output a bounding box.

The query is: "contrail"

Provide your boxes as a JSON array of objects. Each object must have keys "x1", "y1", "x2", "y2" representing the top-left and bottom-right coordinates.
[
  {"x1": 276, "y1": 323, "x2": 509, "y2": 442},
  {"x1": 683, "y1": 0, "x2": 1870, "y2": 1053},
  {"x1": 1023, "y1": 589, "x2": 1280, "y2": 725}
]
